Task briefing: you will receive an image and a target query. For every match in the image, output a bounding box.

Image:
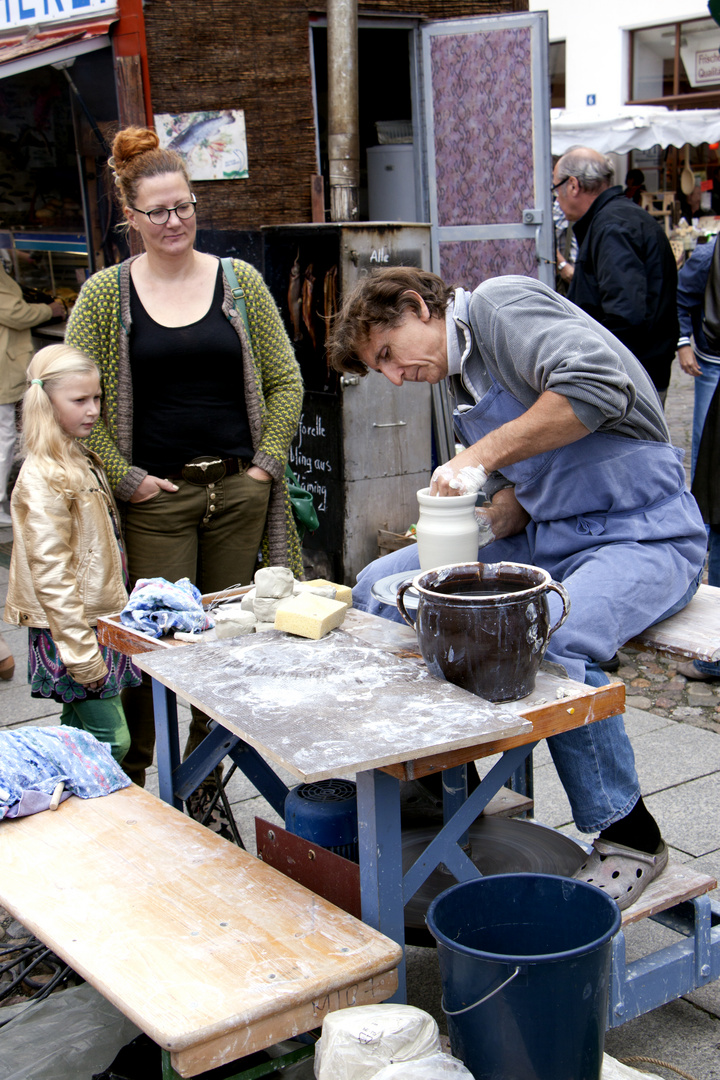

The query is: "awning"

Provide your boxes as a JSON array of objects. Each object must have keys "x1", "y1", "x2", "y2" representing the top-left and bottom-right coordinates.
[
  {"x1": 551, "y1": 106, "x2": 720, "y2": 156},
  {"x1": 0, "y1": 17, "x2": 115, "y2": 79}
]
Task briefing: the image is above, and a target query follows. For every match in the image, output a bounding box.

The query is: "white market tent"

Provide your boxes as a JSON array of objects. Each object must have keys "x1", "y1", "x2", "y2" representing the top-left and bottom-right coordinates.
[{"x1": 551, "y1": 105, "x2": 720, "y2": 156}]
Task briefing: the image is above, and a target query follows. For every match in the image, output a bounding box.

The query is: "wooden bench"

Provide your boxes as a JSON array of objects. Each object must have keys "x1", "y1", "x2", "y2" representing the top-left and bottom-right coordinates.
[
  {"x1": 628, "y1": 583, "x2": 720, "y2": 663},
  {"x1": 0, "y1": 785, "x2": 402, "y2": 1078}
]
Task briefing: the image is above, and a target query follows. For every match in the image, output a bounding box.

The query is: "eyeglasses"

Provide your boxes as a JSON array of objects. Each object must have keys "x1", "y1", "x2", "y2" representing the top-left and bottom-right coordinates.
[
  {"x1": 129, "y1": 193, "x2": 197, "y2": 225},
  {"x1": 551, "y1": 177, "x2": 570, "y2": 193}
]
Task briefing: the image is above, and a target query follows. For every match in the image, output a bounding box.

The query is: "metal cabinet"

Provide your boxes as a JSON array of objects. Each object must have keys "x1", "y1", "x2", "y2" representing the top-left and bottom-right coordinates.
[{"x1": 262, "y1": 223, "x2": 432, "y2": 585}]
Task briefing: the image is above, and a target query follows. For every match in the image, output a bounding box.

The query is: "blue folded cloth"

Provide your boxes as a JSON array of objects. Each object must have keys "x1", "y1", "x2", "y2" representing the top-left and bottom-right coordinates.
[
  {"x1": 120, "y1": 576, "x2": 214, "y2": 638},
  {"x1": 0, "y1": 727, "x2": 131, "y2": 819}
]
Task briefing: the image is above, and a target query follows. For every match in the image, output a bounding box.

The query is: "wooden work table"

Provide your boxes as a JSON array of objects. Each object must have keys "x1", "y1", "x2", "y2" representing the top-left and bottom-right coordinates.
[{"x1": 99, "y1": 607, "x2": 624, "y2": 1001}]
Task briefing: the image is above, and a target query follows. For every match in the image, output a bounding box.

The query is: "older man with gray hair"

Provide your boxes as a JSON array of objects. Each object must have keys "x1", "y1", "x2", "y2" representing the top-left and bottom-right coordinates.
[{"x1": 553, "y1": 146, "x2": 678, "y2": 402}]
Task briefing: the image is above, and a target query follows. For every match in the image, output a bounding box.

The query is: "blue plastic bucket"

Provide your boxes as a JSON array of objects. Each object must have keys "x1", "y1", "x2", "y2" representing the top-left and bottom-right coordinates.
[{"x1": 426, "y1": 873, "x2": 621, "y2": 1080}]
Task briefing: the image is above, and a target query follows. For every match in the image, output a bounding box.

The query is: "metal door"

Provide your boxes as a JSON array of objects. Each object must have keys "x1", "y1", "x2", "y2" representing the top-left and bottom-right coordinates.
[{"x1": 420, "y1": 11, "x2": 554, "y2": 288}]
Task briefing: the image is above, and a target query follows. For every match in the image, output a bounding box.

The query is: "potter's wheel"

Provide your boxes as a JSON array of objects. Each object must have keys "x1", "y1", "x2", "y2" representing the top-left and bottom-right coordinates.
[
  {"x1": 402, "y1": 816, "x2": 587, "y2": 940},
  {"x1": 371, "y1": 571, "x2": 420, "y2": 611}
]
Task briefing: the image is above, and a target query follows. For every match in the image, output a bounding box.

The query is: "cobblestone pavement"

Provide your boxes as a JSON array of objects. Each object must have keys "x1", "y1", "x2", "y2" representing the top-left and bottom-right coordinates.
[{"x1": 614, "y1": 358, "x2": 720, "y2": 735}]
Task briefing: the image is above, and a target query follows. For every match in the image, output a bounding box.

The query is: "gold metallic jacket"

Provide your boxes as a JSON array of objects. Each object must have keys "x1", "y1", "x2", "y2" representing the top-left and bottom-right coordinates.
[{"x1": 4, "y1": 449, "x2": 128, "y2": 684}]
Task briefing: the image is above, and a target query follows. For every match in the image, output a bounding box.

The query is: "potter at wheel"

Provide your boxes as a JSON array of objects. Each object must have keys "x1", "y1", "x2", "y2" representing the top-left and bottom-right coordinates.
[
  {"x1": 402, "y1": 816, "x2": 587, "y2": 934},
  {"x1": 371, "y1": 571, "x2": 420, "y2": 611}
]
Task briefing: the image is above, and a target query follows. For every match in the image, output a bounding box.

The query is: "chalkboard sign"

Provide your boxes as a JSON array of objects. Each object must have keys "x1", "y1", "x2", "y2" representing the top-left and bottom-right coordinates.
[{"x1": 288, "y1": 392, "x2": 344, "y2": 580}]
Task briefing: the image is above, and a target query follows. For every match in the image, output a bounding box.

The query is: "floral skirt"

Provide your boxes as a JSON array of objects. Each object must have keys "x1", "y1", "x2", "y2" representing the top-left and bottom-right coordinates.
[{"x1": 29, "y1": 628, "x2": 142, "y2": 704}]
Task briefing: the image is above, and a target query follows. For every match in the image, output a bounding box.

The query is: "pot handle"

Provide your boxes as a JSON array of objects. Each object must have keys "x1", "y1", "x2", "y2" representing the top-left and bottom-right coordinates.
[
  {"x1": 546, "y1": 580, "x2": 571, "y2": 637},
  {"x1": 396, "y1": 580, "x2": 417, "y2": 628}
]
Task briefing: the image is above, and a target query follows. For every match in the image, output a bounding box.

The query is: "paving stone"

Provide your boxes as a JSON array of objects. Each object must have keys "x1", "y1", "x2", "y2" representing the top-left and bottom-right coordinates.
[
  {"x1": 688, "y1": 683, "x2": 716, "y2": 702},
  {"x1": 626, "y1": 695, "x2": 652, "y2": 709}
]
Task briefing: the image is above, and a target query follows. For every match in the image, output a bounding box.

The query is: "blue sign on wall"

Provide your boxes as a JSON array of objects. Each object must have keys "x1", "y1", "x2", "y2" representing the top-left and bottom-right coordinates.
[{"x1": 586, "y1": 94, "x2": 597, "y2": 106}]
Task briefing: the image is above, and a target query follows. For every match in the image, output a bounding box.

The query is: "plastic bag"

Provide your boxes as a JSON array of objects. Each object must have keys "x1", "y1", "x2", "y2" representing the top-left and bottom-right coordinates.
[
  {"x1": 0, "y1": 982, "x2": 140, "y2": 1080},
  {"x1": 372, "y1": 1051, "x2": 474, "y2": 1078},
  {"x1": 314, "y1": 1004, "x2": 440, "y2": 1080},
  {"x1": 602, "y1": 1054, "x2": 656, "y2": 1079}
]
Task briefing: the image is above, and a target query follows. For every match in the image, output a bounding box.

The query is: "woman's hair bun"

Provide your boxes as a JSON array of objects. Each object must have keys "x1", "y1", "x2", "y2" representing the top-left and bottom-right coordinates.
[{"x1": 110, "y1": 127, "x2": 160, "y2": 173}]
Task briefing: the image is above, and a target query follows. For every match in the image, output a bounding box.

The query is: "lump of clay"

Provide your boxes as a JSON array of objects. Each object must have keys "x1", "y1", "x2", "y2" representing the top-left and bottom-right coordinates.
[
  {"x1": 240, "y1": 588, "x2": 256, "y2": 611},
  {"x1": 274, "y1": 592, "x2": 347, "y2": 640},
  {"x1": 254, "y1": 566, "x2": 295, "y2": 599},
  {"x1": 253, "y1": 595, "x2": 284, "y2": 623},
  {"x1": 214, "y1": 605, "x2": 257, "y2": 639},
  {"x1": 293, "y1": 581, "x2": 337, "y2": 600}
]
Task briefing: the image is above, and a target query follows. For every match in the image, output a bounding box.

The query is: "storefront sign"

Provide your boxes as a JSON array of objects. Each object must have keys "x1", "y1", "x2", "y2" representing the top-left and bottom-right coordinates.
[
  {"x1": 2, "y1": 0, "x2": 116, "y2": 34},
  {"x1": 681, "y1": 29, "x2": 720, "y2": 88}
]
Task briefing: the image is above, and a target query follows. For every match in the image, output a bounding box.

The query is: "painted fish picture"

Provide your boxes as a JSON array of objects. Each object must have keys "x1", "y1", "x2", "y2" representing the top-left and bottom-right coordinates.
[{"x1": 154, "y1": 109, "x2": 249, "y2": 181}]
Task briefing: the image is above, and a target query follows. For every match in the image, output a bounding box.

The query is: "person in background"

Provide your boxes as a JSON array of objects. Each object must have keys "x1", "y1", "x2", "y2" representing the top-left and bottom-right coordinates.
[
  {"x1": 676, "y1": 236, "x2": 720, "y2": 478},
  {"x1": 66, "y1": 126, "x2": 303, "y2": 836},
  {"x1": 326, "y1": 266, "x2": 707, "y2": 910},
  {"x1": 623, "y1": 168, "x2": 646, "y2": 205},
  {"x1": 674, "y1": 237, "x2": 720, "y2": 681},
  {"x1": 4, "y1": 345, "x2": 139, "y2": 763},
  {"x1": 0, "y1": 259, "x2": 65, "y2": 527},
  {"x1": 553, "y1": 147, "x2": 678, "y2": 404}
]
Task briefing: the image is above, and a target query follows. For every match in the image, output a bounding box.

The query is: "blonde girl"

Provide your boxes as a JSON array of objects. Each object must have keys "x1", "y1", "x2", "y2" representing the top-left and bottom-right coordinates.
[{"x1": 4, "y1": 344, "x2": 140, "y2": 763}]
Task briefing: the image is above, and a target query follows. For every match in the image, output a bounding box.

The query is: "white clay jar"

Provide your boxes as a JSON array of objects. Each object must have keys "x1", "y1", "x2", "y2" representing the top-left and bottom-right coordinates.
[{"x1": 415, "y1": 486, "x2": 480, "y2": 571}]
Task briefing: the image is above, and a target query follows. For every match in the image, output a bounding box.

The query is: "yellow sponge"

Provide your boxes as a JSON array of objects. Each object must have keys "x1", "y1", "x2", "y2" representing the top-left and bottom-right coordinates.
[
  {"x1": 274, "y1": 592, "x2": 348, "y2": 639},
  {"x1": 303, "y1": 578, "x2": 353, "y2": 607}
]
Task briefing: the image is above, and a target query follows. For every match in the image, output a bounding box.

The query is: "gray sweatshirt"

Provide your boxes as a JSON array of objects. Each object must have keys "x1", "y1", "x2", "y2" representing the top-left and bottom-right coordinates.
[{"x1": 446, "y1": 276, "x2": 669, "y2": 445}]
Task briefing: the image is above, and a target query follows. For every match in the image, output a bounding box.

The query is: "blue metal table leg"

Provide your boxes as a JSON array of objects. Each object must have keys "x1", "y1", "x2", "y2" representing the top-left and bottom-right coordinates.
[
  {"x1": 227, "y1": 740, "x2": 289, "y2": 819},
  {"x1": 356, "y1": 768, "x2": 406, "y2": 1002},
  {"x1": 152, "y1": 679, "x2": 182, "y2": 809},
  {"x1": 443, "y1": 764, "x2": 469, "y2": 847}
]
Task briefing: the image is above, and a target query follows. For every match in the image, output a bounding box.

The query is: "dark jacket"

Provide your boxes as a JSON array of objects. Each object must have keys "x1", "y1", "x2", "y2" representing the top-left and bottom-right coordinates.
[
  {"x1": 693, "y1": 374, "x2": 720, "y2": 526},
  {"x1": 676, "y1": 238, "x2": 720, "y2": 358},
  {"x1": 568, "y1": 185, "x2": 679, "y2": 391}
]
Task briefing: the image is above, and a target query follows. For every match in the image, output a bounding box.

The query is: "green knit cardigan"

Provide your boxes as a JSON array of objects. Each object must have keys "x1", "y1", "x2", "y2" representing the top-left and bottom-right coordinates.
[{"x1": 65, "y1": 256, "x2": 304, "y2": 577}]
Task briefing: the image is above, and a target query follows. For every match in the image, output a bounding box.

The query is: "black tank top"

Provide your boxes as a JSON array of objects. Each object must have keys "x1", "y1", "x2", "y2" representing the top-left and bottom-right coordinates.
[{"x1": 129, "y1": 262, "x2": 253, "y2": 474}]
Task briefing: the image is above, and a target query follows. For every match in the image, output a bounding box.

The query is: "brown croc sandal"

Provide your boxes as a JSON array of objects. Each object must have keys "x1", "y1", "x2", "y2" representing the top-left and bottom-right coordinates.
[
  {"x1": 573, "y1": 839, "x2": 668, "y2": 910},
  {"x1": 0, "y1": 655, "x2": 14, "y2": 682}
]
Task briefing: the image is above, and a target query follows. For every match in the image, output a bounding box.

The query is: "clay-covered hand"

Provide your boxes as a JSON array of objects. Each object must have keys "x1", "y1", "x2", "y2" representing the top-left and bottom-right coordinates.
[
  {"x1": 431, "y1": 461, "x2": 489, "y2": 497},
  {"x1": 476, "y1": 487, "x2": 530, "y2": 544}
]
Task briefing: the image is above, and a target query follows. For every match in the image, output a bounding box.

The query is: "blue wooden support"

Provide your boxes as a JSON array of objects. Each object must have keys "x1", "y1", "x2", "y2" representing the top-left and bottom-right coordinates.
[
  {"x1": 152, "y1": 680, "x2": 182, "y2": 809},
  {"x1": 607, "y1": 896, "x2": 720, "y2": 1027},
  {"x1": 356, "y1": 768, "x2": 406, "y2": 1001},
  {"x1": 151, "y1": 680, "x2": 289, "y2": 817}
]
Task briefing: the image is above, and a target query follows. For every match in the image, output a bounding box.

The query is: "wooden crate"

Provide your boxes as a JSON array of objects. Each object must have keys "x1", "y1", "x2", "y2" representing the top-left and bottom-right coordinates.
[{"x1": 378, "y1": 529, "x2": 417, "y2": 558}]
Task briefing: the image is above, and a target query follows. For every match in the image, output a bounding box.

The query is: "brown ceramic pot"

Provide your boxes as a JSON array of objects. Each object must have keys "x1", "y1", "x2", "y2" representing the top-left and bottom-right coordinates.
[{"x1": 397, "y1": 561, "x2": 571, "y2": 703}]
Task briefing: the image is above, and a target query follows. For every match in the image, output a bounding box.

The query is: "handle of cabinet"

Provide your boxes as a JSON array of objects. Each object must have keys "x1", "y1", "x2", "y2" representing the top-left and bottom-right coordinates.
[{"x1": 372, "y1": 420, "x2": 407, "y2": 428}]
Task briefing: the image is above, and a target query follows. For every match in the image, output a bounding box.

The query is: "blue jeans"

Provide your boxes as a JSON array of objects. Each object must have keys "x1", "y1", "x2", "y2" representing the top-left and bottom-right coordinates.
[
  {"x1": 354, "y1": 545, "x2": 702, "y2": 833},
  {"x1": 691, "y1": 355, "x2": 720, "y2": 479},
  {"x1": 693, "y1": 525, "x2": 720, "y2": 675}
]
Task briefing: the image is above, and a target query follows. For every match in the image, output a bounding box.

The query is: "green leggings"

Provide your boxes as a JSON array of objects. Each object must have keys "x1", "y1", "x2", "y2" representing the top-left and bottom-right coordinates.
[{"x1": 60, "y1": 695, "x2": 131, "y2": 764}]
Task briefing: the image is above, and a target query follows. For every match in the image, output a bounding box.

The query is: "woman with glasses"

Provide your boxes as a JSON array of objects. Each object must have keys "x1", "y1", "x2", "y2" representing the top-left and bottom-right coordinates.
[{"x1": 65, "y1": 126, "x2": 303, "y2": 834}]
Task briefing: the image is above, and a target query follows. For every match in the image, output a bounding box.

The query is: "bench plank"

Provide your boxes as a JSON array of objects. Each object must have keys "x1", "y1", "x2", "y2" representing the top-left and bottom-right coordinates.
[
  {"x1": 629, "y1": 583, "x2": 720, "y2": 662},
  {"x1": 620, "y1": 861, "x2": 718, "y2": 927},
  {"x1": 0, "y1": 787, "x2": 401, "y2": 1078}
]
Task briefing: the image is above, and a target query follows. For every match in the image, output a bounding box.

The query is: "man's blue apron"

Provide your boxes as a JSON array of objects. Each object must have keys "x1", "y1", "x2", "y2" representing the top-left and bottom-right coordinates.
[{"x1": 452, "y1": 379, "x2": 707, "y2": 684}]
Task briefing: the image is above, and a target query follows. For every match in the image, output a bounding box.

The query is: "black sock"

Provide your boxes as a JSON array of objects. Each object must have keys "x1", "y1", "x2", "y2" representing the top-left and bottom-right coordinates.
[{"x1": 598, "y1": 797, "x2": 662, "y2": 854}]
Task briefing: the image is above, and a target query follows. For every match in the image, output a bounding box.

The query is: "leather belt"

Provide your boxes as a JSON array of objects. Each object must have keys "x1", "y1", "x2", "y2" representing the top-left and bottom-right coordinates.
[{"x1": 165, "y1": 457, "x2": 245, "y2": 485}]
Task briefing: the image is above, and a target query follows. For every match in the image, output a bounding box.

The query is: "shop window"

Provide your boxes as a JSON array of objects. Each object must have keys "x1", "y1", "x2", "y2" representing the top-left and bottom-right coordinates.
[{"x1": 630, "y1": 17, "x2": 720, "y2": 107}]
